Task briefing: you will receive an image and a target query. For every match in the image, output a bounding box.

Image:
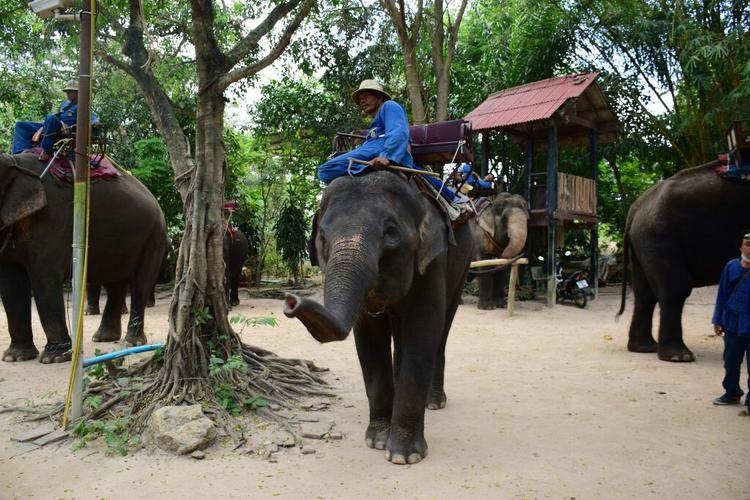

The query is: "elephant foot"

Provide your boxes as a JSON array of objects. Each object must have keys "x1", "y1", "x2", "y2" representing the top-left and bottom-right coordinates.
[
  {"x1": 385, "y1": 428, "x2": 428, "y2": 465},
  {"x1": 477, "y1": 299, "x2": 505, "y2": 310},
  {"x1": 627, "y1": 337, "x2": 658, "y2": 353},
  {"x1": 124, "y1": 333, "x2": 148, "y2": 347},
  {"x1": 39, "y1": 342, "x2": 72, "y2": 364},
  {"x1": 230, "y1": 298, "x2": 240, "y2": 307},
  {"x1": 84, "y1": 305, "x2": 100, "y2": 315},
  {"x1": 426, "y1": 389, "x2": 447, "y2": 410},
  {"x1": 3, "y1": 343, "x2": 39, "y2": 362},
  {"x1": 147, "y1": 299, "x2": 155, "y2": 308},
  {"x1": 657, "y1": 345, "x2": 695, "y2": 363},
  {"x1": 365, "y1": 418, "x2": 390, "y2": 450},
  {"x1": 92, "y1": 328, "x2": 122, "y2": 343}
]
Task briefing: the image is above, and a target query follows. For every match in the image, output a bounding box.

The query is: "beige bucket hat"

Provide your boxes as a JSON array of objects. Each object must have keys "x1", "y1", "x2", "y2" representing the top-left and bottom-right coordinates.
[
  {"x1": 352, "y1": 79, "x2": 391, "y2": 103},
  {"x1": 63, "y1": 79, "x2": 78, "y2": 92}
]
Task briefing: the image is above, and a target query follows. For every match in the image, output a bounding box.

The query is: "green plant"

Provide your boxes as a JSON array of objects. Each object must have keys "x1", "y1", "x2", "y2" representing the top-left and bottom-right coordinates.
[
  {"x1": 274, "y1": 185, "x2": 309, "y2": 283},
  {"x1": 85, "y1": 349, "x2": 107, "y2": 380},
  {"x1": 72, "y1": 417, "x2": 140, "y2": 456},
  {"x1": 193, "y1": 306, "x2": 213, "y2": 326}
]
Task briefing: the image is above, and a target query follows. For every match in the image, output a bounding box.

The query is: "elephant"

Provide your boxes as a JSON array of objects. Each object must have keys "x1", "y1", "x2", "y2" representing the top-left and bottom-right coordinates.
[
  {"x1": 224, "y1": 227, "x2": 249, "y2": 307},
  {"x1": 618, "y1": 162, "x2": 750, "y2": 362},
  {"x1": 0, "y1": 152, "x2": 167, "y2": 363},
  {"x1": 469, "y1": 192, "x2": 529, "y2": 309},
  {"x1": 284, "y1": 170, "x2": 474, "y2": 464}
]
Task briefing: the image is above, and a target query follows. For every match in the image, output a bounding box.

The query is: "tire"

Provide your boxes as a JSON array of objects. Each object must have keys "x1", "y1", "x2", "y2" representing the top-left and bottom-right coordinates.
[{"x1": 574, "y1": 289, "x2": 587, "y2": 308}]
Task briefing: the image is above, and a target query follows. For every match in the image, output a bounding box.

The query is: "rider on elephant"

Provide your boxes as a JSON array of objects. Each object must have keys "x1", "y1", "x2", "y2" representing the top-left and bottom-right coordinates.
[
  {"x1": 317, "y1": 79, "x2": 456, "y2": 202},
  {"x1": 11, "y1": 79, "x2": 100, "y2": 161}
]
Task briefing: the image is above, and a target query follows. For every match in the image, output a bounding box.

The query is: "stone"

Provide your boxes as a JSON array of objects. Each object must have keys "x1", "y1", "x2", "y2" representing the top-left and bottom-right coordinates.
[
  {"x1": 32, "y1": 429, "x2": 69, "y2": 446},
  {"x1": 295, "y1": 415, "x2": 320, "y2": 423},
  {"x1": 301, "y1": 422, "x2": 330, "y2": 440},
  {"x1": 191, "y1": 450, "x2": 206, "y2": 460},
  {"x1": 301, "y1": 445, "x2": 316, "y2": 455},
  {"x1": 12, "y1": 424, "x2": 56, "y2": 443},
  {"x1": 149, "y1": 405, "x2": 217, "y2": 455},
  {"x1": 328, "y1": 431, "x2": 343, "y2": 441},
  {"x1": 9, "y1": 442, "x2": 40, "y2": 458},
  {"x1": 267, "y1": 444, "x2": 279, "y2": 453},
  {"x1": 273, "y1": 432, "x2": 295, "y2": 447}
]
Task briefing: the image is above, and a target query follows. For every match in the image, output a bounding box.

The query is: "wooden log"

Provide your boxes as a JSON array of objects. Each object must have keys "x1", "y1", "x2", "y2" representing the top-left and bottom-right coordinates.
[
  {"x1": 508, "y1": 264, "x2": 519, "y2": 317},
  {"x1": 469, "y1": 257, "x2": 528, "y2": 268}
]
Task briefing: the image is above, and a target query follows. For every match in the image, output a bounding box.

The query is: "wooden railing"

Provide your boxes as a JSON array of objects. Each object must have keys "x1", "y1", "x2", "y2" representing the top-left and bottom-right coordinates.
[{"x1": 557, "y1": 173, "x2": 596, "y2": 215}]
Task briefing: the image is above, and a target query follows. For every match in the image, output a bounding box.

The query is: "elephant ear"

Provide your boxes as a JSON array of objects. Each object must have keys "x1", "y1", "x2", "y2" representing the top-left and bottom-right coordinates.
[
  {"x1": 416, "y1": 196, "x2": 448, "y2": 275},
  {"x1": 0, "y1": 174, "x2": 46, "y2": 227},
  {"x1": 308, "y1": 209, "x2": 321, "y2": 267},
  {"x1": 477, "y1": 208, "x2": 495, "y2": 238}
]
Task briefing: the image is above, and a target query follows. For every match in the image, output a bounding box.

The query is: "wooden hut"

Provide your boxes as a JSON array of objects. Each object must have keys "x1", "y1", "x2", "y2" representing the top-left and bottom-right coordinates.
[{"x1": 465, "y1": 72, "x2": 619, "y2": 305}]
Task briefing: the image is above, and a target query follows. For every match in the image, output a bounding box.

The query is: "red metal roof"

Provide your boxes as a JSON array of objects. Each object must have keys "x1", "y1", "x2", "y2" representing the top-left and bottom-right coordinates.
[{"x1": 464, "y1": 72, "x2": 601, "y2": 132}]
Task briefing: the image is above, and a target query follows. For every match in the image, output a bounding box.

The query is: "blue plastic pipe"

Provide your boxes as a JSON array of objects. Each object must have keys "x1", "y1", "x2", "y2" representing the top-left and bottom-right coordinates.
[{"x1": 83, "y1": 343, "x2": 164, "y2": 368}]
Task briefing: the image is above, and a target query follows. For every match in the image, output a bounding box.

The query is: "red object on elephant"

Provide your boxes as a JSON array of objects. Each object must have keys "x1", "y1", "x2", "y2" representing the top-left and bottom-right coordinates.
[{"x1": 223, "y1": 200, "x2": 238, "y2": 213}]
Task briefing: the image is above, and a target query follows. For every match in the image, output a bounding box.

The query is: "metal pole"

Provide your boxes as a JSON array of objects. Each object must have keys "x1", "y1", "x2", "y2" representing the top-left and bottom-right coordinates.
[
  {"x1": 590, "y1": 129, "x2": 599, "y2": 298},
  {"x1": 546, "y1": 122, "x2": 558, "y2": 307},
  {"x1": 68, "y1": 0, "x2": 93, "y2": 423}
]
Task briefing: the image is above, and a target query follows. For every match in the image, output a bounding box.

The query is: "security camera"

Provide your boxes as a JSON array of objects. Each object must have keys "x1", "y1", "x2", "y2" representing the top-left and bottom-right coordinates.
[{"x1": 28, "y1": 0, "x2": 74, "y2": 18}]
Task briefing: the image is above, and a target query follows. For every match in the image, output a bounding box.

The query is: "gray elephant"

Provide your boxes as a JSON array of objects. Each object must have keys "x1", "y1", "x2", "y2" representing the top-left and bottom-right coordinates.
[
  {"x1": 469, "y1": 192, "x2": 528, "y2": 309},
  {"x1": 0, "y1": 152, "x2": 167, "y2": 363},
  {"x1": 618, "y1": 162, "x2": 750, "y2": 362},
  {"x1": 284, "y1": 170, "x2": 474, "y2": 464},
  {"x1": 224, "y1": 227, "x2": 249, "y2": 307}
]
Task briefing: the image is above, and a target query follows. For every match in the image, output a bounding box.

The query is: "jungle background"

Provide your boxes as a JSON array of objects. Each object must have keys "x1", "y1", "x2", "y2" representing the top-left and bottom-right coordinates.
[{"x1": 2, "y1": 0, "x2": 748, "y2": 283}]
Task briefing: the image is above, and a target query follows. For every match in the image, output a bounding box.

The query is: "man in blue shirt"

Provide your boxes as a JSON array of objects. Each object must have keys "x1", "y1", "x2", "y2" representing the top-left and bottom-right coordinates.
[
  {"x1": 318, "y1": 80, "x2": 454, "y2": 202},
  {"x1": 712, "y1": 230, "x2": 750, "y2": 411},
  {"x1": 11, "y1": 79, "x2": 100, "y2": 161}
]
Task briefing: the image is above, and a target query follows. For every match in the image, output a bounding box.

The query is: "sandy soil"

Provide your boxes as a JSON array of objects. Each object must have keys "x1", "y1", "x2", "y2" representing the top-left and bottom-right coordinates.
[{"x1": 0, "y1": 284, "x2": 747, "y2": 499}]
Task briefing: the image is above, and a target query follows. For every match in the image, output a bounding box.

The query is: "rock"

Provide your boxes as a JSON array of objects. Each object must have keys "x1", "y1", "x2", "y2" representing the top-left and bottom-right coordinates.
[
  {"x1": 273, "y1": 432, "x2": 295, "y2": 447},
  {"x1": 301, "y1": 445, "x2": 316, "y2": 455},
  {"x1": 328, "y1": 431, "x2": 343, "y2": 440},
  {"x1": 191, "y1": 450, "x2": 206, "y2": 460},
  {"x1": 267, "y1": 444, "x2": 279, "y2": 453},
  {"x1": 12, "y1": 424, "x2": 56, "y2": 443},
  {"x1": 295, "y1": 414, "x2": 320, "y2": 423},
  {"x1": 32, "y1": 429, "x2": 69, "y2": 446},
  {"x1": 149, "y1": 405, "x2": 217, "y2": 455},
  {"x1": 9, "y1": 442, "x2": 40, "y2": 458},
  {"x1": 301, "y1": 422, "x2": 330, "y2": 440}
]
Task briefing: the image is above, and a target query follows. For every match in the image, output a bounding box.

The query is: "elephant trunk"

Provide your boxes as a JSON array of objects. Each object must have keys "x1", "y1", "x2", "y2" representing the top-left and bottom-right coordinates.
[
  {"x1": 501, "y1": 210, "x2": 528, "y2": 258},
  {"x1": 284, "y1": 240, "x2": 377, "y2": 343}
]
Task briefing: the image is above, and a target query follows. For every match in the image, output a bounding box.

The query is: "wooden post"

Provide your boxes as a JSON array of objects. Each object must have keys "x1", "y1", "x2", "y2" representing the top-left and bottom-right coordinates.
[
  {"x1": 525, "y1": 134, "x2": 533, "y2": 206},
  {"x1": 468, "y1": 258, "x2": 528, "y2": 317},
  {"x1": 590, "y1": 128, "x2": 599, "y2": 298},
  {"x1": 546, "y1": 122, "x2": 558, "y2": 307},
  {"x1": 508, "y1": 264, "x2": 519, "y2": 317}
]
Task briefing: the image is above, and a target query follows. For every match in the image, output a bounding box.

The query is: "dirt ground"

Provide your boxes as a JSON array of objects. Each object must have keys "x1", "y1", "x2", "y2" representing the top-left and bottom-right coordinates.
[{"x1": 0, "y1": 284, "x2": 747, "y2": 499}]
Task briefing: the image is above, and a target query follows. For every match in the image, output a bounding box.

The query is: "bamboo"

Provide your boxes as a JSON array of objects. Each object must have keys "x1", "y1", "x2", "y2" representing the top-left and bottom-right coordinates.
[{"x1": 469, "y1": 257, "x2": 528, "y2": 268}]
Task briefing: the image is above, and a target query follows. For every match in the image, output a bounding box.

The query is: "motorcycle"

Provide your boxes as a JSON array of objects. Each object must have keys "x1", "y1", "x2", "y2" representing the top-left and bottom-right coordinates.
[{"x1": 537, "y1": 251, "x2": 592, "y2": 308}]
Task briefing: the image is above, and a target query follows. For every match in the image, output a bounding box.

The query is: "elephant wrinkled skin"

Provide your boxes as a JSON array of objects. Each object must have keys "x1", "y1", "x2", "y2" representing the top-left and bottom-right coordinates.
[
  {"x1": 469, "y1": 192, "x2": 528, "y2": 309},
  {"x1": 0, "y1": 152, "x2": 166, "y2": 363},
  {"x1": 619, "y1": 163, "x2": 750, "y2": 362},
  {"x1": 284, "y1": 170, "x2": 474, "y2": 464}
]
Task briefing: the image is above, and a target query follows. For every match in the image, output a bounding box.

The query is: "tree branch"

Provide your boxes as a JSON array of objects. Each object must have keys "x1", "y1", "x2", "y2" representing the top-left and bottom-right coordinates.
[{"x1": 218, "y1": 0, "x2": 315, "y2": 90}]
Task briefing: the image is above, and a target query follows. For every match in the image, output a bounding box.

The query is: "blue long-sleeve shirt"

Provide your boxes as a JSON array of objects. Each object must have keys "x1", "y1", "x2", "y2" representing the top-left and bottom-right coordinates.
[
  {"x1": 57, "y1": 100, "x2": 100, "y2": 127},
  {"x1": 712, "y1": 258, "x2": 750, "y2": 336}
]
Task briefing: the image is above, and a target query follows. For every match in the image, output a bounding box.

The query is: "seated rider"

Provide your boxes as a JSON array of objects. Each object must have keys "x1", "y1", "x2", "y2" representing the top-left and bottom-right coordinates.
[
  {"x1": 458, "y1": 163, "x2": 494, "y2": 189},
  {"x1": 12, "y1": 79, "x2": 100, "y2": 161},
  {"x1": 317, "y1": 79, "x2": 455, "y2": 202}
]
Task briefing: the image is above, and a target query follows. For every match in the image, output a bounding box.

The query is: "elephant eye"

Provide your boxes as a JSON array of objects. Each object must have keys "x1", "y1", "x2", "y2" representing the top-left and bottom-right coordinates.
[{"x1": 384, "y1": 225, "x2": 400, "y2": 245}]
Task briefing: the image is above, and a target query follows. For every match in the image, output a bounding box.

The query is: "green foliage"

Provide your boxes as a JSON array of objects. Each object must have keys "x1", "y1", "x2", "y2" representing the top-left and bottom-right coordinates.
[
  {"x1": 73, "y1": 417, "x2": 140, "y2": 456},
  {"x1": 229, "y1": 314, "x2": 278, "y2": 328},
  {"x1": 85, "y1": 349, "x2": 107, "y2": 380},
  {"x1": 130, "y1": 137, "x2": 184, "y2": 231},
  {"x1": 274, "y1": 185, "x2": 309, "y2": 283},
  {"x1": 193, "y1": 306, "x2": 213, "y2": 326}
]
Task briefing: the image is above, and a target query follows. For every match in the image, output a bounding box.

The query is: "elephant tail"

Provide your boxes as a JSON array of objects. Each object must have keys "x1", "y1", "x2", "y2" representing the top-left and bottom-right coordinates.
[{"x1": 616, "y1": 219, "x2": 631, "y2": 321}]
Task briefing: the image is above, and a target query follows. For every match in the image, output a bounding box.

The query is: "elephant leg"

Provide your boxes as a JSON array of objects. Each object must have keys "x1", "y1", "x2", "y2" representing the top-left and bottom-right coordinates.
[
  {"x1": 229, "y1": 274, "x2": 240, "y2": 307},
  {"x1": 93, "y1": 282, "x2": 127, "y2": 343},
  {"x1": 656, "y1": 292, "x2": 694, "y2": 362},
  {"x1": 0, "y1": 263, "x2": 38, "y2": 362},
  {"x1": 354, "y1": 315, "x2": 394, "y2": 451},
  {"x1": 125, "y1": 275, "x2": 153, "y2": 347},
  {"x1": 28, "y1": 273, "x2": 71, "y2": 363},
  {"x1": 428, "y1": 291, "x2": 461, "y2": 410},
  {"x1": 627, "y1": 257, "x2": 658, "y2": 353},
  {"x1": 85, "y1": 284, "x2": 101, "y2": 315},
  {"x1": 147, "y1": 285, "x2": 156, "y2": 308},
  {"x1": 492, "y1": 269, "x2": 508, "y2": 307},
  {"x1": 477, "y1": 272, "x2": 501, "y2": 310},
  {"x1": 387, "y1": 291, "x2": 445, "y2": 465}
]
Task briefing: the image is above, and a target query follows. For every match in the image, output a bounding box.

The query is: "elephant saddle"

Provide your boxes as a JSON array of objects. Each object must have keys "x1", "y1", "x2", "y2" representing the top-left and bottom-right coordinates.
[
  {"x1": 25, "y1": 146, "x2": 120, "y2": 183},
  {"x1": 716, "y1": 152, "x2": 750, "y2": 182}
]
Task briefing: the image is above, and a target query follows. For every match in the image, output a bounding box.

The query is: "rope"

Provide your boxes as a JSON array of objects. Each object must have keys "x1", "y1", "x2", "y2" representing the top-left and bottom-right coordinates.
[{"x1": 435, "y1": 139, "x2": 466, "y2": 200}]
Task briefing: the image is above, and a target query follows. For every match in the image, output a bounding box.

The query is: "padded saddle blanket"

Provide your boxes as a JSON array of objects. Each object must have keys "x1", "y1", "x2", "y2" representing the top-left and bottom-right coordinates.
[
  {"x1": 715, "y1": 152, "x2": 750, "y2": 182},
  {"x1": 25, "y1": 147, "x2": 120, "y2": 183}
]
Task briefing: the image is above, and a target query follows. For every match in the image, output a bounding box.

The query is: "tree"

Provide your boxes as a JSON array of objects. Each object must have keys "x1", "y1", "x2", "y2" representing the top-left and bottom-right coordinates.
[
  {"x1": 381, "y1": 0, "x2": 468, "y2": 123},
  {"x1": 69, "y1": 0, "x2": 327, "y2": 431}
]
